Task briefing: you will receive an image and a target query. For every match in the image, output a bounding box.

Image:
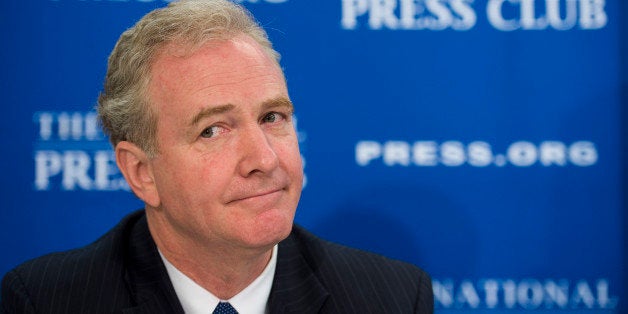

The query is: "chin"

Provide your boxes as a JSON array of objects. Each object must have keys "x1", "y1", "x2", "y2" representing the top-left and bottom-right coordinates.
[{"x1": 240, "y1": 210, "x2": 294, "y2": 248}]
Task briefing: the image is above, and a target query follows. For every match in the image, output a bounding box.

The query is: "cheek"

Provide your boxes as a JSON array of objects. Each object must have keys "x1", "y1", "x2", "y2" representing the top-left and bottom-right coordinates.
[
  {"x1": 155, "y1": 153, "x2": 221, "y2": 202},
  {"x1": 275, "y1": 138, "x2": 302, "y2": 168},
  {"x1": 280, "y1": 143, "x2": 304, "y2": 186}
]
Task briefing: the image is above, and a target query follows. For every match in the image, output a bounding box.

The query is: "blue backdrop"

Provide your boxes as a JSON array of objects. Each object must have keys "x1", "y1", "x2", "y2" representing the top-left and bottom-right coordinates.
[{"x1": 1, "y1": 1, "x2": 625, "y2": 313}]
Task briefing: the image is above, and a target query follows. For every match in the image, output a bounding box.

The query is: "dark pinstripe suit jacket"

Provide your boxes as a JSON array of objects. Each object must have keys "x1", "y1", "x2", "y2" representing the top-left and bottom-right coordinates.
[{"x1": 1, "y1": 210, "x2": 433, "y2": 313}]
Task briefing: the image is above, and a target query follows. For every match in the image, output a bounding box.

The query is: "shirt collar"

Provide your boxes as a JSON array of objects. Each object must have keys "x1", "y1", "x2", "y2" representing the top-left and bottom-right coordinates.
[{"x1": 159, "y1": 245, "x2": 278, "y2": 314}]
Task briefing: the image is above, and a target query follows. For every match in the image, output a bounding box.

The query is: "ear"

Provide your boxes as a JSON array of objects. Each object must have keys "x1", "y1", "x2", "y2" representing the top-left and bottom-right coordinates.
[{"x1": 115, "y1": 141, "x2": 161, "y2": 208}]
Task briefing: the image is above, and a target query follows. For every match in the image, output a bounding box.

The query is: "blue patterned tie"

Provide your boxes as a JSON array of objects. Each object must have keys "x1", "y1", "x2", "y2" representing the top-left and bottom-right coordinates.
[{"x1": 212, "y1": 302, "x2": 238, "y2": 314}]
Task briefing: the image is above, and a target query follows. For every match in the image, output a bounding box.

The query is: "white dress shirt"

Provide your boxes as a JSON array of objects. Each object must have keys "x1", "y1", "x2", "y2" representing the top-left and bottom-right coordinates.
[{"x1": 160, "y1": 245, "x2": 278, "y2": 314}]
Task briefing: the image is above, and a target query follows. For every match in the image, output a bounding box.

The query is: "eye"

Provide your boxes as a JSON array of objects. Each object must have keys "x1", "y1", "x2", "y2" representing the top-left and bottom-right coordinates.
[
  {"x1": 200, "y1": 125, "x2": 225, "y2": 138},
  {"x1": 262, "y1": 112, "x2": 286, "y2": 124}
]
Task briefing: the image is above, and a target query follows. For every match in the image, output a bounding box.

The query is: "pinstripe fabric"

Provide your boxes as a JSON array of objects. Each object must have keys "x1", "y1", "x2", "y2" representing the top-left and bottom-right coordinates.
[
  {"x1": 1, "y1": 211, "x2": 183, "y2": 314},
  {"x1": 1, "y1": 210, "x2": 433, "y2": 313},
  {"x1": 269, "y1": 226, "x2": 433, "y2": 313}
]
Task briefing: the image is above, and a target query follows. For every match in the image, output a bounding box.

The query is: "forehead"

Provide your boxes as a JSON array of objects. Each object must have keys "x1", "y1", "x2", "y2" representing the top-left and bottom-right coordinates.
[
  {"x1": 147, "y1": 35, "x2": 287, "y2": 113},
  {"x1": 156, "y1": 34, "x2": 276, "y2": 69}
]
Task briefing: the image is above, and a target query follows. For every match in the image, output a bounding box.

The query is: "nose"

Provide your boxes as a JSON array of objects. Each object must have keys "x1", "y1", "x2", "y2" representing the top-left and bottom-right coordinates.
[{"x1": 237, "y1": 125, "x2": 280, "y2": 177}]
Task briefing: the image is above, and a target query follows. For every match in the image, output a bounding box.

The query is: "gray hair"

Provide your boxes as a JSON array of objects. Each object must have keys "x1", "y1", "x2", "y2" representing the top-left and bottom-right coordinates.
[{"x1": 97, "y1": 0, "x2": 280, "y2": 157}]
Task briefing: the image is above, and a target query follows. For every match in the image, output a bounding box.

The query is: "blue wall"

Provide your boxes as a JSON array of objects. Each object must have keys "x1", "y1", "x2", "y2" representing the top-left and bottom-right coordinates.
[{"x1": 1, "y1": 1, "x2": 624, "y2": 313}]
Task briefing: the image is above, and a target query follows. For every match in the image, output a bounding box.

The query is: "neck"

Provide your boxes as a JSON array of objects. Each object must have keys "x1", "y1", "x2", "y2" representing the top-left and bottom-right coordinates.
[{"x1": 146, "y1": 211, "x2": 274, "y2": 300}]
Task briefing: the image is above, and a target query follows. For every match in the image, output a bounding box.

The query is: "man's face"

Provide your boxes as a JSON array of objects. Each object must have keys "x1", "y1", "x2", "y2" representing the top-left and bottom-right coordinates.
[{"x1": 145, "y1": 35, "x2": 303, "y2": 251}]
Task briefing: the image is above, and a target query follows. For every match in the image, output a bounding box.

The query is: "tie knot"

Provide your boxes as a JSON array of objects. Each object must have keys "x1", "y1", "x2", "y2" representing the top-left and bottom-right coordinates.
[{"x1": 213, "y1": 302, "x2": 238, "y2": 314}]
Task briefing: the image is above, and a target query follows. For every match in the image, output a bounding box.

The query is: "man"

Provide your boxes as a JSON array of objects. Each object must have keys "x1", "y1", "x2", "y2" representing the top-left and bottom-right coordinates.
[{"x1": 1, "y1": 1, "x2": 433, "y2": 313}]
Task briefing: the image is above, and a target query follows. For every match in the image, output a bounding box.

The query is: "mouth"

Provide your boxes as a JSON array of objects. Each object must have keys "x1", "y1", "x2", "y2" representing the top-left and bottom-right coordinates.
[{"x1": 227, "y1": 187, "x2": 286, "y2": 205}]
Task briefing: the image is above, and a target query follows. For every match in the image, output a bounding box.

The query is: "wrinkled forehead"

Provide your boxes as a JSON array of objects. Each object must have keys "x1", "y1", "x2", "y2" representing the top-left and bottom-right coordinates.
[
  {"x1": 151, "y1": 35, "x2": 285, "y2": 87},
  {"x1": 146, "y1": 35, "x2": 289, "y2": 121},
  {"x1": 155, "y1": 32, "x2": 280, "y2": 67},
  {"x1": 145, "y1": 34, "x2": 287, "y2": 109}
]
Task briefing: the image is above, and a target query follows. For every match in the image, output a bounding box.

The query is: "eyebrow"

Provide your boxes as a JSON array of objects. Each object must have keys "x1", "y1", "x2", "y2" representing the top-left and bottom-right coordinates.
[
  {"x1": 261, "y1": 97, "x2": 294, "y2": 114},
  {"x1": 189, "y1": 97, "x2": 294, "y2": 127},
  {"x1": 189, "y1": 104, "x2": 235, "y2": 127}
]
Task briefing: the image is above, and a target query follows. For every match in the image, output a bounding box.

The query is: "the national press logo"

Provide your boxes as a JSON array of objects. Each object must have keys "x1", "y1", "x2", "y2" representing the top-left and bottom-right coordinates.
[{"x1": 33, "y1": 111, "x2": 129, "y2": 192}]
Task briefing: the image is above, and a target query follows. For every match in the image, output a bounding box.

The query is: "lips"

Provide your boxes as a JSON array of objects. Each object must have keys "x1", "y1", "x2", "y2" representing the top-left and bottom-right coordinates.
[{"x1": 227, "y1": 187, "x2": 285, "y2": 204}]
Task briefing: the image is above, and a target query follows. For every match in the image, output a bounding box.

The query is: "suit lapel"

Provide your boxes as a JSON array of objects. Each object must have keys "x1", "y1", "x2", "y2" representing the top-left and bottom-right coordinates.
[
  {"x1": 122, "y1": 213, "x2": 185, "y2": 314},
  {"x1": 118, "y1": 215, "x2": 328, "y2": 314},
  {"x1": 268, "y1": 226, "x2": 329, "y2": 314}
]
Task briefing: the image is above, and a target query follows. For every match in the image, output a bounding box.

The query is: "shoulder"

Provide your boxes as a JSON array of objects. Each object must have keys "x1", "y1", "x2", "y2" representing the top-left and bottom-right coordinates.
[
  {"x1": 1, "y1": 210, "x2": 145, "y2": 313},
  {"x1": 288, "y1": 225, "x2": 430, "y2": 282},
  {"x1": 285, "y1": 225, "x2": 433, "y2": 313}
]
